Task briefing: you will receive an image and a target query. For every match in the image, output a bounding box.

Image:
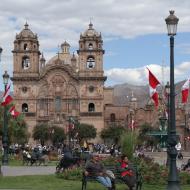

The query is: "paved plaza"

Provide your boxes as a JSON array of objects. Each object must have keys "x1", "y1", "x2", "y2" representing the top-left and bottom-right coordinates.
[
  {"x1": 0, "y1": 152, "x2": 189, "y2": 176},
  {"x1": 1, "y1": 166, "x2": 56, "y2": 176}
]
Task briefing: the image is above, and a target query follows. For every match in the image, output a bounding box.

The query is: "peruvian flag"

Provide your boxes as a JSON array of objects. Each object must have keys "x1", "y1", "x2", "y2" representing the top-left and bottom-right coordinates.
[
  {"x1": 181, "y1": 79, "x2": 190, "y2": 103},
  {"x1": 147, "y1": 68, "x2": 160, "y2": 107},
  {"x1": 9, "y1": 106, "x2": 20, "y2": 118},
  {"x1": 1, "y1": 84, "x2": 13, "y2": 106}
]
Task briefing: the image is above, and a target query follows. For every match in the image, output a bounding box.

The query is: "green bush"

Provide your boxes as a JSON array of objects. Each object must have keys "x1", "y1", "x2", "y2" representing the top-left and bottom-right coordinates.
[
  {"x1": 120, "y1": 131, "x2": 137, "y2": 160},
  {"x1": 55, "y1": 156, "x2": 190, "y2": 185},
  {"x1": 180, "y1": 171, "x2": 190, "y2": 185},
  {"x1": 56, "y1": 167, "x2": 82, "y2": 180}
]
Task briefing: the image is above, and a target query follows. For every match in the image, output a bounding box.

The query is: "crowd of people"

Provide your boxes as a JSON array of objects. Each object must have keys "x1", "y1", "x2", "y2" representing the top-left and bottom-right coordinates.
[{"x1": 1, "y1": 141, "x2": 190, "y2": 190}]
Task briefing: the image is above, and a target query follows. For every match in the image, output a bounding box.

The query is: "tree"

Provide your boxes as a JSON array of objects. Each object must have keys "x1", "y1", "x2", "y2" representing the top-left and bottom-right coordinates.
[
  {"x1": 0, "y1": 104, "x2": 28, "y2": 145},
  {"x1": 100, "y1": 125, "x2": 126, "y2": 144},
  {"x1": 51, "y1": 125, "x2": 66, "y2": 146},
  {"x1": 8, "y1": 115, "x2": 29, "y2": 144},
  {"x1": 75, "y1": 123, "x2": 96, "y2": 143},
  {"x1": 32, "y1": 123, "x2": 49, "y2": 146},
  {"x1": 137, "y1": 122, "x2": 158, "y2": 147}
]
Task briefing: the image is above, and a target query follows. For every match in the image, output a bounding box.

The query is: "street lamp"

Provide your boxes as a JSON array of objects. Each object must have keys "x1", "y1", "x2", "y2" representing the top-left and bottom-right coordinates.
[
  {"x1": 2, "y1": 70, "x2": 10, "y2": 165},
  {"x1": 165, "y1": 10, "x2": 180, "y2": 190}
]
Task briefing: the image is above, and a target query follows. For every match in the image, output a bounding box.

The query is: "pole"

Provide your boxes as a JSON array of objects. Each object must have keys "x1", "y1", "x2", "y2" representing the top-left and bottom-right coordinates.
[
  {"x1": 166, "y1": 85, "x2": 170, "y2": 167},
  {"x1": 184, "y1": 105, "x2": 187, "y2": 151},
  {"x1": 167, "y1": 36, "x2": 180, "y2": 190},
  {"x1": 2, "y1": 83, "x2": 9, "y2": 165}
]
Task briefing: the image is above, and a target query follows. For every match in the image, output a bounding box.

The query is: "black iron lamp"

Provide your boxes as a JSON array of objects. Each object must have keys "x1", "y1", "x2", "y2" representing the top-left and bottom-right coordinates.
[{"x1": 165, "y1": 10, "x2": 180, "y2": 190}]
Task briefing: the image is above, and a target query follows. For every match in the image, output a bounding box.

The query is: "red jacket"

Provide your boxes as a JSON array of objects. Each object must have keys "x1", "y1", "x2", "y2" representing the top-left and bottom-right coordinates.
[{"x1": 119, "y1": 160, "x2": 134, "y2": 177}]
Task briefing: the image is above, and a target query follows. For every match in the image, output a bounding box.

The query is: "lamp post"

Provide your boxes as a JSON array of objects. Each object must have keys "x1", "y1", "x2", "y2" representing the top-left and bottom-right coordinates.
[
  {"x1": 165, "y1": 10, "x2": 180, "y2": 190},
  {"x1": 2, "y1": 70, "x2": 9, "y2": 165}
]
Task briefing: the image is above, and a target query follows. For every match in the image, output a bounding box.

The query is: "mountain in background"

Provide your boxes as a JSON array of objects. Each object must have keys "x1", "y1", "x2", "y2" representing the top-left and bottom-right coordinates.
[{"x1": 112, "y1": 80, "x2": 186, "y2": 108}]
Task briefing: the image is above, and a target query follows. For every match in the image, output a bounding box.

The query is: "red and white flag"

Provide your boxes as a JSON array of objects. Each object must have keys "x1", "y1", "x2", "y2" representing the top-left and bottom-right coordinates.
[
  {"x1": 147, "y1": 68, "x2": 160, "y2": 107},
  {"x1": 1, "y1": 84, "x2": 13, "y2": 106},
  {"x1": 9, "y1": 106, "x2": 20, "y2": 118},
  {"x1": 181, "y1": 79, "x2": 190, "y2": 104}
]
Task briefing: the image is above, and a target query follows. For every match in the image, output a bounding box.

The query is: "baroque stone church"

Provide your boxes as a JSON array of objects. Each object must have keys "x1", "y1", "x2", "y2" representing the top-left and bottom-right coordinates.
[
  {"x1": 11, "y1": 23, "x2": 189, "y2": 148},
  {"x1": 11, "y1": 22, "x2": 118, "y2": 141}
]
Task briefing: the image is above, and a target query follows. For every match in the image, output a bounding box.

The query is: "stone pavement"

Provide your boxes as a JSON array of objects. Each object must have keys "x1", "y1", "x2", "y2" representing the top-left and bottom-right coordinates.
[
  {"x1": 1, "y1": 166, "x2": 56, "y2": 176},
  {"x1": 144, "y1": 151, "x2": 190, "y2": 169},
  {"x1": 0, "y1": 152, "x2": 189, "y2": 176}
]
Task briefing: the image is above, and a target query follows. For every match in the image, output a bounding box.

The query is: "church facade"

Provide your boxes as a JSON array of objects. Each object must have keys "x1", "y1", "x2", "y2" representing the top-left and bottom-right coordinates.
[
  {"x1": 11, "y1": 23, "x2": 190, "y2": 149},
  {"x1": 11, "y1": 23, "x2": 120, "y2": 142}
]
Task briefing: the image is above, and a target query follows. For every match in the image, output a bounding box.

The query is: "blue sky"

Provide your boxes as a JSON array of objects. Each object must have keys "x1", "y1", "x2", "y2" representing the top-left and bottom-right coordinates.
[{"x1": 0, "y1": 0, "x2": 190, "y2": 91}]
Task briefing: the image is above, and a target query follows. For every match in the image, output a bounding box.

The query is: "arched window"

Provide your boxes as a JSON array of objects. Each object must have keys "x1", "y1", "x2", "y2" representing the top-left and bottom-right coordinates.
[
  {"x1": 55, "y1": 96, "x2": 61, "y2": 112},
  {"x1": 88, "y1": 103, "x2": 95, "y2": 112},
  {"x1": 110, "y1": 113, "x2": 116, "y2": 122},
  {"x1": 22, "y1": 103, "x2": 28, "y2": 112},
  {"x1": 22, "y1": 56, "x2": 30, "y2": 69},
  {"x1": 87, "y1": 56, "x2": 95, "y2": 69},
  {"x1": 24, "y1": 43, "x2": 28, "y2": 50},
  {"x1": 88, "y1": 43, "x2": 93, "y2": 50}
]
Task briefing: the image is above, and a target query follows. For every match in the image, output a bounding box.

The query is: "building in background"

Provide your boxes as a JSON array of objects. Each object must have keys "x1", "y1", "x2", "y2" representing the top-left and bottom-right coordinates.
[{"x1": 11, "y1": 23, "x2": 190, "y2": 149}]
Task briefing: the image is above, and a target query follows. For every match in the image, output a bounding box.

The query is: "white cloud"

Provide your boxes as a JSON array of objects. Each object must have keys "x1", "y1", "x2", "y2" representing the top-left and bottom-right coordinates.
[
  {"x1": 105, "y1": 62, "x2": 190, "y2": 86},
  {"x1": 0, "y1": 0, "x2": 190, "y2": 89}
]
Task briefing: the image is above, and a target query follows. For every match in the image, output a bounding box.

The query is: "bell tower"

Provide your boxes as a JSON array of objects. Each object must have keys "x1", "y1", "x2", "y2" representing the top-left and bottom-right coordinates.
[
  {"x1": 11, "y1": 23, "x2": 41, "y2": 124},
  {"x1": 77, "y1": 22, "x2": 105, "y2": 76},
  {"x1": 12, "y1": 23, "x2": 40, "y2": 78},
  {"x1": 77, "y1": 23, "x2": 107, "y2": 131}
]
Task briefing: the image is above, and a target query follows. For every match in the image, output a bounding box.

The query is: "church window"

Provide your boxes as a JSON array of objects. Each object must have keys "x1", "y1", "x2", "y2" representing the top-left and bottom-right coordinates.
[
  {"x1": 87, "y1": 56, "x2": 95, "y2": 69},
  {"x1": 34, "y1": 45, "x2": 36, "y2": 49},
  {"x1": 110, "y1": 113, "x2": 116, "y2": 122},
  {"x1": 72, "y1": 99, "x2": 77, "y2": 109},
  {"x1": 22, "y1": 87, "x2": 27, "y2": 93},
  {"x1": 55, "y1": 96, "x2": 61, "y2": 112},
  {"x1": 89, "y1": 86, "x2": 94, "y2": 93},
  {"x1": 88, "y1": 43, "x2": 93, "y2": 50},
  {"x1": 22, "y1": 56, "x2": 30, "y2": 69},
  {"x1": 22, "y1": 103, "x2": 28, "y2": 112},
  {"x1": 88, "y1": 103, "x2": 95, "y2": 112},
  {"x1": 24, "y1": 43, "x2": 28, "y2": 50}
]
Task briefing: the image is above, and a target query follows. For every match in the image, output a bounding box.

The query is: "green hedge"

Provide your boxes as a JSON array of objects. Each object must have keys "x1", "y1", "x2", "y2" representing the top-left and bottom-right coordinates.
[{"x1": 56, "y1": 156, "x2": 190, "y2": 185}]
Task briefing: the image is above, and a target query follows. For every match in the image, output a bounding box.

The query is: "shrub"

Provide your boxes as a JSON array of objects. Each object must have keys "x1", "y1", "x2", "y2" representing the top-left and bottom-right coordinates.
[
  {"x1": 120, "y1": 131, "x2": 137, "y2": 160},
  {"x1": 180, "y1": 171, "x2": 190, "y2": 185},
  {"x1": 56, "y1": 167, "x2": 82, "y2": 180}
]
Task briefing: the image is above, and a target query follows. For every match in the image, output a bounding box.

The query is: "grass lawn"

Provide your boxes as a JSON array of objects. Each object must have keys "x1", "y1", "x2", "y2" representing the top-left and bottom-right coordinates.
[{"x1": 0, "y1": 175, "x2": 189, "y2": 190}]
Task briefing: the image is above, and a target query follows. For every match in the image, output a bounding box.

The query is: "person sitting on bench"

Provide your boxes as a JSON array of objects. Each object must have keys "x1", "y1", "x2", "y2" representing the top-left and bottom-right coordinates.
[
  {"x1": 84, "y1": 154, "x2": 114, "y2": 190},
  {"x1": 116, "y1": 154, "x2": 137, "y2": 190}
]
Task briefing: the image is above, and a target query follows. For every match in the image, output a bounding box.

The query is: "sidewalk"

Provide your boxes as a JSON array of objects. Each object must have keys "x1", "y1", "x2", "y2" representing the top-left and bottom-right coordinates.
[
  {"x1": 144, "y1": 151, "x2": 190, "y2": 168},
  {"x1": 1, "y1": 166, "x2": 56, "y2": 176}
]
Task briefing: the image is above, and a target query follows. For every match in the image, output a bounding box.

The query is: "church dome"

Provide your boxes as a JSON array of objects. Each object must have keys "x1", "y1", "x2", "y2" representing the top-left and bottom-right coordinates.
[
  {"x1": 82, "y1": 22, "x2": 100, "y2": 37},
  {"x1": 17, "y1": 23, "x2": 37, "y2": 39}
]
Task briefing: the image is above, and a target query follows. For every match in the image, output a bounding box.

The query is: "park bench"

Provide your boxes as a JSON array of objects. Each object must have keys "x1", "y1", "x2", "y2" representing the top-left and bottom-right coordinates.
[{"x1": 81, "y1": 164, "x2": 143, "y2": 190}]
